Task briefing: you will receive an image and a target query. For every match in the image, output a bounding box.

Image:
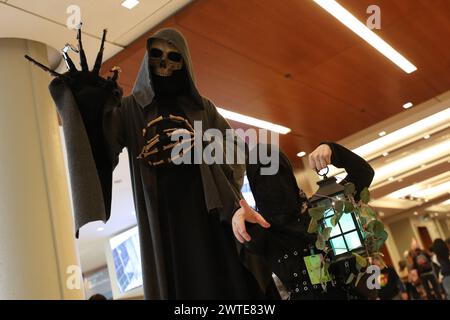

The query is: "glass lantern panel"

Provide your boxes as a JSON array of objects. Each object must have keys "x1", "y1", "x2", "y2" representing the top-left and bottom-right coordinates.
[
  {"x1": 330, "y1": 236, "x2": 348, "y2": 255},
  {"x1": 324, "y1": 207, "x2": 334, "y2": 218},
  {"x1": 344, "y1": 231, "x2": 363, "y2": 251},
  {"x1": 339, "y1": 212, "x2": 357, "y2": 233},
  {"x1": 324, "y1": 217, "x2": 341, "y2": 237}
]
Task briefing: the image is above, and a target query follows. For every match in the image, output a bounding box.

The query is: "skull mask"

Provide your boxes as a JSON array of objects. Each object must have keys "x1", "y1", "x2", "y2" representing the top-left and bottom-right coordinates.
[{"x1": 148, "y1": 39, "x2": 183, "y2": 77}]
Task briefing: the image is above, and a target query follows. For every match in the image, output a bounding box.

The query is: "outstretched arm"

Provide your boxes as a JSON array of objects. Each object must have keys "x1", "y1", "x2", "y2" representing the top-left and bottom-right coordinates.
[
  {"x1": 26, "y1": 24, "x2": 125, "y2": 161},
  {"x1": 309, "y1": 142, "x2": 375, "y2": 198}
]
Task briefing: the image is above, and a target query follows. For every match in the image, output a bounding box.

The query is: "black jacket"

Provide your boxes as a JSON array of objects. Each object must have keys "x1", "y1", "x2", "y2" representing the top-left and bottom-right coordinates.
[{"x1": 245, "y1": 142, "x2": 375, "y2": 299}]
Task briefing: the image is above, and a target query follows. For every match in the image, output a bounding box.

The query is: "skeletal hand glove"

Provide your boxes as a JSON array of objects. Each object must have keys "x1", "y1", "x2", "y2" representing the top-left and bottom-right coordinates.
[
  {"x1": 308, "y1": 144, "x2": 332, "y2": 172},
  {"x1": 232, "y1": 199, "x2": 271, "y2": 244},
  {"x1": 24, "y1": 23, "x2": 123, "y2": 115}
]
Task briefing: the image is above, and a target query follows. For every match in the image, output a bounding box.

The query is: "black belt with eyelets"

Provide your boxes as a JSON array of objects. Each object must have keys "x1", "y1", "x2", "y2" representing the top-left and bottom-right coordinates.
[{"x1": 272, "y1": 247, "x2": 335, "y2": 299}]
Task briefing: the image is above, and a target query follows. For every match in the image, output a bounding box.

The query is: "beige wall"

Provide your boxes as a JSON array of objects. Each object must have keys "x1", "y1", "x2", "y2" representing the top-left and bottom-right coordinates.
[{"x1": 437, "y1": 219, "x2": 450, "y2": 239}]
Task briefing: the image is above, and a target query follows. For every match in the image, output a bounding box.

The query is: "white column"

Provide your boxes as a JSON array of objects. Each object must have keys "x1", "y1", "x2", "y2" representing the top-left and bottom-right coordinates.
[
  {"x1": 0, "y1": 38, "x2": 84, "y2": 299},
  {"x1": 388, "y1": 217, "x2": 417, "y2": 260},
  {"x1": 384, "y1": 225, "x2": 401, "y2": 272}
]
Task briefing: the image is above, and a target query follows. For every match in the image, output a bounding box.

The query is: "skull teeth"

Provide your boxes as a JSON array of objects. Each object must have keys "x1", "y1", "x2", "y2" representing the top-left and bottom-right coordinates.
[{"x1": 153, "y1": 69, "x2": 173, "y2": 77}]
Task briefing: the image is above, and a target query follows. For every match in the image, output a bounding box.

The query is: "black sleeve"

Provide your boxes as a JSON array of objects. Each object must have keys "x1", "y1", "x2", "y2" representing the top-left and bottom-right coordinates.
[
  {"x1": 321, "y1": 142, "x2": 375, "y2": 199},
  {"x1": 49, "y1": 78, "x2": 126, "y2": 237},
  {"x1": 245, "y1": 147, "x2": 315, "y2": 255},
  {"x1": 75, "y1": 92, "x2": 127, "y2": 220},
  {"x1": 206, "y1": 99, "x2": 246, "y2": 224}
]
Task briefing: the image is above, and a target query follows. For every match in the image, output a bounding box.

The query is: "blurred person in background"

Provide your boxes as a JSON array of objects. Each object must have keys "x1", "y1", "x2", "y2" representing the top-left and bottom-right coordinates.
[
  {"x1": 404, "y1": 248, "x2": 425, "y2": 299},
  {"x1": 398, "y1": 260, "x2": 420, "y2": 300},
  {"x1": 429, "y1": 245, "x2": 442, "y2": 280},
  {"x1": 409, "y1": 269, "x2": 426, "y2": 299},
  {"x1": 88, "y1": 294, "x2": 107, "y2": 300},
  {"x1": 431, "y1": 239, "x2": 450, "y2": 300},
  {"x1": 411, "y1": 243, "x2": 441, "y2": 300}
]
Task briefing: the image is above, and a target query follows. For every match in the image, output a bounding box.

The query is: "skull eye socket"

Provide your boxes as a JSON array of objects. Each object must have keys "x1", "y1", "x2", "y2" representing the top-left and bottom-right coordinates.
[
  {"x1": 150, "y1": 48, "x2": 163, "y2": 58},
  {"x1": 168, "y1": 52, "x2": 182, "y2": 62}
]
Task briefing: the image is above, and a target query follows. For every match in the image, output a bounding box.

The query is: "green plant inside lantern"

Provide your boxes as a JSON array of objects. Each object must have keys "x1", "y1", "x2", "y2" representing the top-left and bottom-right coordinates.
[{"x1": 308, "y1": 171, "x2": 388, "y2": 289}]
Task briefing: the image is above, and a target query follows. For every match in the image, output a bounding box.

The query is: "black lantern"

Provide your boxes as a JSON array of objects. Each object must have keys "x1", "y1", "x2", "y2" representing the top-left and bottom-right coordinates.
[{"x1": 309, "y1": 172, "x2": 365, "y2": 262}]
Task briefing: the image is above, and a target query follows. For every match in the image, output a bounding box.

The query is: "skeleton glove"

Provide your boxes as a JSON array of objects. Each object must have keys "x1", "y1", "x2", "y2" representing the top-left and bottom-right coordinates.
[{"x1": 25, "y1": 23, "x2": 123, "y2": 118}]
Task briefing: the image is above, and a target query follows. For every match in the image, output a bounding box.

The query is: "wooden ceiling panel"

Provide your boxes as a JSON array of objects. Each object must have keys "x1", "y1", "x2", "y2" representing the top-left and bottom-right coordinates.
[
  {"x1": 296, "y1": 42, "x2": 437, "y2": 121},
  {"x1": 379, "y1": 1, "x2": 450, "y2": 93},
  {"x1": 339, "y1": 0, "x2": 431, "y2": 29},
  {"x1": 101, "y1": 0, "x2": 450, "y2": 171},
  {"x1": 174, "y1": 0, "x2": 363, "y2": 75},
  {"x1": 157, "y1": 24, "x2": 378, "y2": 142}
]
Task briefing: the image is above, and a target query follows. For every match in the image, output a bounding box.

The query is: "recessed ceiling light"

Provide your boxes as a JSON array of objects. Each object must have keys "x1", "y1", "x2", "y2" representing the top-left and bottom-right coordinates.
[
  {"x1": 351, "y1": 108, "x2": 450, "y2": 161},
  {"x1": 403, "y1": 102, "x2": 414, "y2": 109},
  {"x1": 382, "y1": 152, "x2": 389, "y2": 157},
  {"x1": 378, "y1": 131, "x2": 387, "y2": 137},
  {"x1": 413, "y1": 211, "x2": 418, "y2": 215},
  {"x1": 411, "y1": 181, "x2": 450, "y2": 199},
  {"x1": 97, "y1": 227, "x2": 104, "y2": 232},
  {"x1": 424, "y1": 134, "x2": 431, "y2": 140},
  {"x1": 388, "y1": 172, "x2": 450, "y2": 200},
  {"x1": 367, "y1": 138, "x2": 450, "y2": 185},
  {"x1": 217, "y1": 107, "x2": 291, "y2": 134},
  {"x1": 313, "y1": 0, "x2": 417, "y2": 73},
  {"x1": 121, "y1": 0, "x2": 139, "y2": 10},
  {"x1": 297, "y1": 151, "x2": 306, "y2": 158}
]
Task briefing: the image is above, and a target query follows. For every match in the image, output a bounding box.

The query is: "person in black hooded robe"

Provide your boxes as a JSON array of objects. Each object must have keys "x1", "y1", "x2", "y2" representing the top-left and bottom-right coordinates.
[
  {"x1": 26, "y1": 27, "x2": 275, "y2": 299},
  {"x1": 233, "y1": 142, "x2": 375, "y2": 299}
]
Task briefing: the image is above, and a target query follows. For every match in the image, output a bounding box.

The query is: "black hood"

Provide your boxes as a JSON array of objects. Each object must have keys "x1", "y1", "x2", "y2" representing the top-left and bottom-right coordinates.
[
  {"x1": 131, "y1": 28, "x2": 203, "y2": 108},
  {"x1": 246, "y1": 144, "x2": 303, "y2": 218}
]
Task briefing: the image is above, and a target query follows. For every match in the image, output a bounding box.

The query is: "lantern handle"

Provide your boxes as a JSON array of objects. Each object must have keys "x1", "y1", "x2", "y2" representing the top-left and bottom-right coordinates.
[{"x1": 316, "y1": 165, "x2": 329, "y2": 178}]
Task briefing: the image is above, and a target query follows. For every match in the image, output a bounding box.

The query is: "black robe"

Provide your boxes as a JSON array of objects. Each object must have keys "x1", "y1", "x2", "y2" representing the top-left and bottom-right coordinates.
[
  {"x1": 49, "y1": 28, "x2": 274, "y2": 299},
  {"x1": 148, "y1": 90, "x2": 263, "y2": 298}
]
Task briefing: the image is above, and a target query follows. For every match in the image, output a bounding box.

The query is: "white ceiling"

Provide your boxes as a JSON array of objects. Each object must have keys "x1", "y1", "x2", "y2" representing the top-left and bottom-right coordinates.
[{"x1": 0, "y1": 0, "x2": 191, "y2": 72}]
